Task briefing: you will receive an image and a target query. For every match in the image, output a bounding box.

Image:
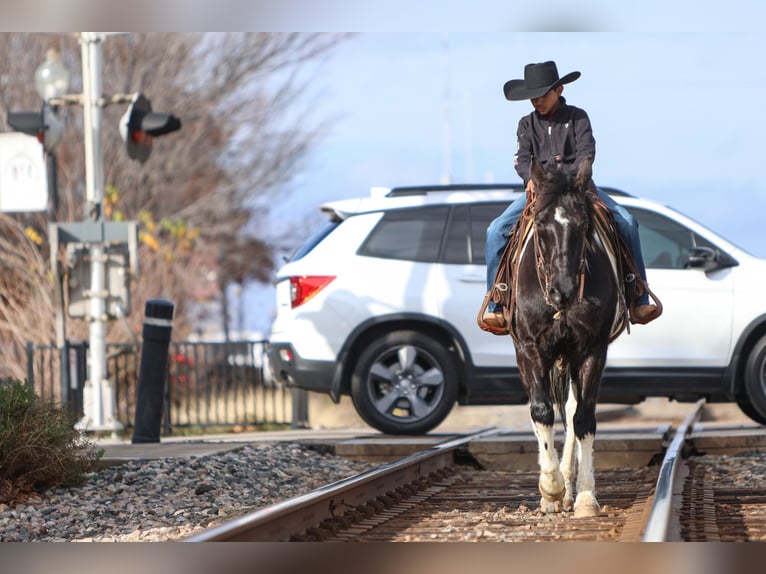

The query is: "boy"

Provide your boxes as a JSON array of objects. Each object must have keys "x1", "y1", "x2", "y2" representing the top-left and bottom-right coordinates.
[{"x1": 483, "y1": 61, "x2": 660, "y2": 330}]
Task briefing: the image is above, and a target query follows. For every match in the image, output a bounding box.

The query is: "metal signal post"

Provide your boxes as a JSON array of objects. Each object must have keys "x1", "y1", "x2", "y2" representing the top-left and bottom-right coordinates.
[
  {"x1": 8, "y1": 33, "x2": 180, "y2": 433},
  {"x1": 78, "y1": 33, "x2": 119, "y2": 432}
]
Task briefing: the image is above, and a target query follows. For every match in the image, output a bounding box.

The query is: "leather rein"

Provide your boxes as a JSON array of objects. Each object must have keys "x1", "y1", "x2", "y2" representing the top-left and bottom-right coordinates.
[{"x1": 527, "y1": 194, "x2": 588, "y2": 314}]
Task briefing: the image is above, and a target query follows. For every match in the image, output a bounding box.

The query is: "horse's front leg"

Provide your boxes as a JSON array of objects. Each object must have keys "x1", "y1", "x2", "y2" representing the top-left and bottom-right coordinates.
[
  {"x1": 571, "y1": 353, "x2": 606, "y2": 518},
  {"x1": 559, "y1": 380, "x2": 578, "y2": 512},
  {"x1": 520, "y1": 348, "x2": 565, "y2": 511},
  {"x1": 532, "y1": 417, "x2": 564, "y2": 512},
  {"x1": 573, "y1": 433, "x2": 598, "y2": 517}
]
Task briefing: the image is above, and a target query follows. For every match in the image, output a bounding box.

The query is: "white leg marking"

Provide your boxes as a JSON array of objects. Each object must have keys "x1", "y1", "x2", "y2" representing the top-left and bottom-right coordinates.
[
  {"x1": 574, "y1": 434, "x2": 600, "y2": 518},
  {"x1": 532, "y1": 419, "x2": 565, "y2": 506},
  {"x1": 560, "y1": 384, "x2": 578, "y2": 512}
]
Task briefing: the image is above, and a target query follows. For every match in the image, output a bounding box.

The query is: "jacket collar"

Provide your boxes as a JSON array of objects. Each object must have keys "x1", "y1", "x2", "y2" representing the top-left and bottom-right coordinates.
[{"x1": 534, "y1": 96, "x2": 569, "y2": 122}]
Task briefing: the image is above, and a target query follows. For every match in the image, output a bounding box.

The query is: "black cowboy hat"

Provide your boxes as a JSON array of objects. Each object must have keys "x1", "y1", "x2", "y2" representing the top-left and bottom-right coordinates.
[{"x1": 503, "y1": 61, "x2": 581, "y2": 101}]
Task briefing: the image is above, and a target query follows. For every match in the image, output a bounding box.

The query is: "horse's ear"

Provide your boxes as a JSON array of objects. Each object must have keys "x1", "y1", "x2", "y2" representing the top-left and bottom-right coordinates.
[
  {"x1": 575, "y1": 156, "x2": 593, "y2": 191},
  {"x1": 530, "y1": 157, "x2": 545, "y2": 187}
]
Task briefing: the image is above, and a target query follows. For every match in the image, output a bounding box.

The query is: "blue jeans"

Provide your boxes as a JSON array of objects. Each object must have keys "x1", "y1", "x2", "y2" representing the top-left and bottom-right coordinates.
[{"x1": 484, "y1": 189, "x2": 650, "y2": 312}]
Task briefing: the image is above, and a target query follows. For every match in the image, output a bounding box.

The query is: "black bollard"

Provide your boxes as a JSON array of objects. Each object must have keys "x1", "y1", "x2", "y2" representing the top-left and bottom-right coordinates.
[{"x1": 132, "y1": 299, "x2": 174, "y2": 443}]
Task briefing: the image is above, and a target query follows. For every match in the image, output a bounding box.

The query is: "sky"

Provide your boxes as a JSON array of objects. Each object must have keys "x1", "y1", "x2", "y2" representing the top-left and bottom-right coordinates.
[
  {"x1": 286, "y1": 32, "x2": 766, "y2": 248},
  {"x1": 240, "y1": 31, "x2": 766, "y2": 335},
  {"x1": 8, "y1": 3, "x2": 764, "y2": 336}
]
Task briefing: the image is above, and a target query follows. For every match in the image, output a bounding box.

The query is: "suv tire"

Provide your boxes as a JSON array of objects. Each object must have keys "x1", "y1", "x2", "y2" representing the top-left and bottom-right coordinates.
[
  {"x1": 742, "y1": 335, "x2": 766, "y2": 425},
  {"x1": 350, "y1": 330, "x2": 458, "y2": 434}
]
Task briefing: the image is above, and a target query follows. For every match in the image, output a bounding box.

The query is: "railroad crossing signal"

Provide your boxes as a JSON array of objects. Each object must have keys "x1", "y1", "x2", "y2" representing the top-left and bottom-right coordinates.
[
  {"x1": 119, "y1": 93, "x2": 181, "y2": 163},
  {"x1": 7, "y1": 105, "x2": 64, "y2": 151}
]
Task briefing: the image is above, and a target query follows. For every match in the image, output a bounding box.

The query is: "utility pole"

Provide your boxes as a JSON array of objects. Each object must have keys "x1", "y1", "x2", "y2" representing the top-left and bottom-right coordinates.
[{"x1": 441, "y1": 33, "x2": 451, "y2": 185}]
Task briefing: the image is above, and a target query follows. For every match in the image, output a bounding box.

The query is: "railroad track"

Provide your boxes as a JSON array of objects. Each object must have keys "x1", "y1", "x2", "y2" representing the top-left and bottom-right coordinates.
[{"x1": 185, "y1": 401, "x2": 766, "y2": 542}]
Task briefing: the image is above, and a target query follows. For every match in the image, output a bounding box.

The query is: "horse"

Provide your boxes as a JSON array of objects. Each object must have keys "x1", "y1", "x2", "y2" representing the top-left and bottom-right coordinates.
[{"x1": 509, "y1": 156, "x2": 624, "y2": 518}]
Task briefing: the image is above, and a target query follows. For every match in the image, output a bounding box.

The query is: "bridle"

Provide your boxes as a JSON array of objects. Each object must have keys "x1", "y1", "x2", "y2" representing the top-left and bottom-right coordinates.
[{"x1": 529, "y1": 192, "x2": 588, "y2": 312}]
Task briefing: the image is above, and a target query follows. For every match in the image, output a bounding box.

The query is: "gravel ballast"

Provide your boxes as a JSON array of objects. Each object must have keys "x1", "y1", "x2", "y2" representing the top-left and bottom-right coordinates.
[{"x1": 0, "y1": 443, "x2": 373, "y2": 542}]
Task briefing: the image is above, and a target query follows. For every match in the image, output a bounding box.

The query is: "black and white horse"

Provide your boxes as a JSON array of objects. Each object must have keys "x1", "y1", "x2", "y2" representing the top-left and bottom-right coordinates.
[{"x1": 510, "y1": 157, "x2": 623, "y2": 517}]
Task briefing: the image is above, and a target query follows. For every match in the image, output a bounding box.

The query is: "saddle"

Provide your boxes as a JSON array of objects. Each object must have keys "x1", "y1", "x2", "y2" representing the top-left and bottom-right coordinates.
[{"x1": 477, "y1": 191, "x2": 662, "y2": 339}]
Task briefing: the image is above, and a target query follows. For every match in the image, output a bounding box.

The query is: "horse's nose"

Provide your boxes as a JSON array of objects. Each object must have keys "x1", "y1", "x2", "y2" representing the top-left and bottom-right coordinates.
[
  {"x1": 548, "y1": 283, "x2": 573, "y2": 309},
  {"x1": 548, "y1": 287, "x2": 563, "y2": 308}
]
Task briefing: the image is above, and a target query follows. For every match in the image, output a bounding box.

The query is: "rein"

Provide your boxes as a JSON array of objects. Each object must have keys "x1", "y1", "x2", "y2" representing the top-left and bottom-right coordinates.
[{"x1": 529, "y1": 193, "x2": 588, "y2": 313}]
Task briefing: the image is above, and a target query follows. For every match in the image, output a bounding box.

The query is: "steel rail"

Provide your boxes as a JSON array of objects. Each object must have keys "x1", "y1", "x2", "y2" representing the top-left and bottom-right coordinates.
[
  {"x1": 642, "y1": 398, "x2": 706, "y2": 542},
  {"x1": 184, "y1": 427, "x2": 501, "y2": 542}
]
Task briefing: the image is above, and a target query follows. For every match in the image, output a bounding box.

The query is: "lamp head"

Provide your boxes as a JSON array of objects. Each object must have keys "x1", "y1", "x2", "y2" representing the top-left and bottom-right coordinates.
[{"x1": 34, "y1": 48, "x2": 70, "y2": 102}]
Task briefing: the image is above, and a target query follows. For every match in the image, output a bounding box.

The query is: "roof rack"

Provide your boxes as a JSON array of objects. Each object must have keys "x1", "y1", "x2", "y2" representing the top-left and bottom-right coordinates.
[
  {"x1": 387, "y1": 183, "x2": 524, "y2": 197},
  {"x1": 386, "y1": 183, "x2": 634, "y2": 198}
]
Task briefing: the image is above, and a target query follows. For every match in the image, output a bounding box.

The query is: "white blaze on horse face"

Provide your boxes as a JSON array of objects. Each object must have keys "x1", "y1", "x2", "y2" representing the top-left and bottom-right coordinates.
[{"x1": 554, "y1": 206, "x2": 570, "y2": 226}]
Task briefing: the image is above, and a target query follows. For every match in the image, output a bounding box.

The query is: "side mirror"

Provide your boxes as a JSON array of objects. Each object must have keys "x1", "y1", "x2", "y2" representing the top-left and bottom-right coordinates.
[
  {"x1": 684, "y1": 246, "x2": 738, "y2": 271},
  {"x1": 685, "y1": 246, "x2": 716, "y2": 269}
]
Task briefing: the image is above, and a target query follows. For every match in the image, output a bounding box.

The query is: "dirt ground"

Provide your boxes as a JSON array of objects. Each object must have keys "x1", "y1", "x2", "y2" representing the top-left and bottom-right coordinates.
[{"x1": 304, "y1": 393, "x2": 754, "y2": 433}]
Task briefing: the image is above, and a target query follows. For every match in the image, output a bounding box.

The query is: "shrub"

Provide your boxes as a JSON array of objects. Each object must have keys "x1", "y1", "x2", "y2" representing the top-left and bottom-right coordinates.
[{"x1": 0, "y1": 378, "x2": 102, "y2": 503}]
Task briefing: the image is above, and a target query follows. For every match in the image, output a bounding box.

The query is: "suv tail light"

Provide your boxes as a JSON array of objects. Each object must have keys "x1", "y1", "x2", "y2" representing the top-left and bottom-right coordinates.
[{"x1": 289, "y1": 275, "x2": 336, "y2": 308}]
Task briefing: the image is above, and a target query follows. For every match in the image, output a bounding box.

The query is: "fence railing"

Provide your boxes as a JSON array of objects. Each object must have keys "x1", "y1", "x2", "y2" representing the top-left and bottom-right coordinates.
[{"x1": 26, "y1": 339, "x2": 295, "y2": 434}]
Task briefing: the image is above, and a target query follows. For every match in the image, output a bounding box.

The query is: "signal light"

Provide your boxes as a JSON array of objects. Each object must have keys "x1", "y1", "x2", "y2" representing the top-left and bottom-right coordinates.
[
  {"x1": 7, "y1": 112, "x2": 42, "y2": 137},
  {"x1": 7, "y1": 105, "x2": 63, "y2": 151},
  {"x1": 289, "y1": 276, "x2": 336, "y2": 308},
  {"x1": 119, "y1": 93, "x2": 181, "y2": 164}
]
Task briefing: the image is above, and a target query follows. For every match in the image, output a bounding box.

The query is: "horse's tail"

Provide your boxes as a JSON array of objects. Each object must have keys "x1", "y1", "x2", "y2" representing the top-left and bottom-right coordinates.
[{"x1": 550, "y1": 358, "x2": 569, "y2": 427}]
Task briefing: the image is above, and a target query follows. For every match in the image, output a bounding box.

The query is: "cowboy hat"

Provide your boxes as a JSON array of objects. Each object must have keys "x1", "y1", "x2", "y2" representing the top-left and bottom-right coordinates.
[{"x1": 503, "y1": 61, "x2": 581, "y2": 101}]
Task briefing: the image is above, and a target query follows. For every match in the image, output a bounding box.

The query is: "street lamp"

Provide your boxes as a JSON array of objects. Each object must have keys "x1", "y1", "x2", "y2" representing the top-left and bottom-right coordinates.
[
  {"x1": 35, "y1": 49, "x2": 70, "y2": 419},
  {"x1": 7, "y1": 49, "x2": 68, "y2": 152},
  {"x1": 35, "y1": 48, "x2": 70, "y2": 102}
]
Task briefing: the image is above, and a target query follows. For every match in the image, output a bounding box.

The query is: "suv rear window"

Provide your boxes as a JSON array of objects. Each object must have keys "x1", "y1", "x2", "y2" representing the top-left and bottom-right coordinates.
[
  {"x1": 289, "y1": 220, "x2": 340, "y2": 262},
  {"x1": 358, "y1": 202, "x2": 509, "y2": 264},
  {"x1": 358, "y1": 206, "x2": 449, "y2": 262}
]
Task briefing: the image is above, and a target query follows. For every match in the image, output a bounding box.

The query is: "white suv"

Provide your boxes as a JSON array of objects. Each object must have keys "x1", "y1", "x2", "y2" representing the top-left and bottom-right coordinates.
[{"x1": 267, "y1": 183, "x2": 766, "y2": 434}]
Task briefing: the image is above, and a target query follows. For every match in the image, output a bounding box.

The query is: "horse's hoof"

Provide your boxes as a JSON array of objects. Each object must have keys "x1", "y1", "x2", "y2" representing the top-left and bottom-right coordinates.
[
  {"x1": 562, "y1": 496, "x2": 574, "y2": 512},
  {"x1": 539, "y1": 497, "x2": 561, "y2": 514},
  {"x1": 539, "y1": 486, "x2": 565, "y2": 502},
  {"x1": 574, "y1": 493, "x2": 600, "y2": 518},
  {"x1": 538, "y1": 472, "x2": 565, "y2": 502}
]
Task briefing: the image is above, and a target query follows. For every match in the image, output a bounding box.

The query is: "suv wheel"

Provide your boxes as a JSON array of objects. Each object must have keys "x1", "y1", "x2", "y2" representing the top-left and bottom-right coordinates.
[
  {"x1": 350, "y1": 330, "x2": 458, "y2": 435},
  {"x1": 741, "y1": 335, "x2": 766, "y2": 425}
]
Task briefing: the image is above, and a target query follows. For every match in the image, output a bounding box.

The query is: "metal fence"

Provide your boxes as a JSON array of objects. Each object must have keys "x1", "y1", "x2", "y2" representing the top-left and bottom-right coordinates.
[{"x1": 26, "y1": 339, "x2": 295, "y2": 434}]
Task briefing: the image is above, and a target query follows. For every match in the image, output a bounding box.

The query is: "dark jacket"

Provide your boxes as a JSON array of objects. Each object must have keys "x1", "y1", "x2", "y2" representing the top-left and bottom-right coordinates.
[{"x1": 514, "y1": 96, "x2": 596, "y2": 184}]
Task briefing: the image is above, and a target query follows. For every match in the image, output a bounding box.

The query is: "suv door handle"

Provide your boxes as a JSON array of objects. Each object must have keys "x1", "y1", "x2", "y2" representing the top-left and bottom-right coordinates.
[{"x1": 458, "y1": 275, "x2": 485, "y2": 283}]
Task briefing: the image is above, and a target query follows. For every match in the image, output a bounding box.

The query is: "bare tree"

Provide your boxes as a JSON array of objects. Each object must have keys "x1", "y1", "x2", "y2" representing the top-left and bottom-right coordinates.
[{"x1": 0, "y1": 32, "x2": 346, "y2": 379}]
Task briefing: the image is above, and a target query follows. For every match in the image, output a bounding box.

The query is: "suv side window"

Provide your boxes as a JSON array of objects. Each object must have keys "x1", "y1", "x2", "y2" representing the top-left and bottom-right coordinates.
[
  {"x1": 358, "y1": 206, "x2": 449, "y2": 262},
  {"x1": 442, "y1": 202, "x2": 509, "y2": 265},
  {"x1": 626, "y1": 206, "x2": 726, "y2": 269}
]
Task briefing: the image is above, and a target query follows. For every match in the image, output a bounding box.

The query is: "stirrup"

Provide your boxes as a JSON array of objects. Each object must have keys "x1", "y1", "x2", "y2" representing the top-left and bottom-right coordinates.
[
  {"x1": 630, "y1": 304, "x2": 662, "y2": 325},
  {"x1": 477, "y1": 292, "x2": 510, "y2": 336}
]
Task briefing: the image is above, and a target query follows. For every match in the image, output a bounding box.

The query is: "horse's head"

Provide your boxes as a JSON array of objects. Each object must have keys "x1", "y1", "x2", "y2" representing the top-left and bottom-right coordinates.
[{"x1": 529, "y1": 157, "x2": 593, "y2": 310}]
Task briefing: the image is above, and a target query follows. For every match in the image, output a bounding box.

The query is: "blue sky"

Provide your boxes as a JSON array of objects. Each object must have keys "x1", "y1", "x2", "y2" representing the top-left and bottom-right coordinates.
[
  {"x1": 10, "y1": 6, "x2": 763, "y2": 334},
  {"x1": 242, "y1": 31, "x2": 766, "y2": 334},
  {"x1": 288, "y1": 33, "x2": 766, "y2": 253}
]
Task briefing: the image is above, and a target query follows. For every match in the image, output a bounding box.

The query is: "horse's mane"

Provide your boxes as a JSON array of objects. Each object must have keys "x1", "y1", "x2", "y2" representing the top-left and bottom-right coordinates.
[{"x1": 534, "y1": 166, "x2": 586, "y2": 215}]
